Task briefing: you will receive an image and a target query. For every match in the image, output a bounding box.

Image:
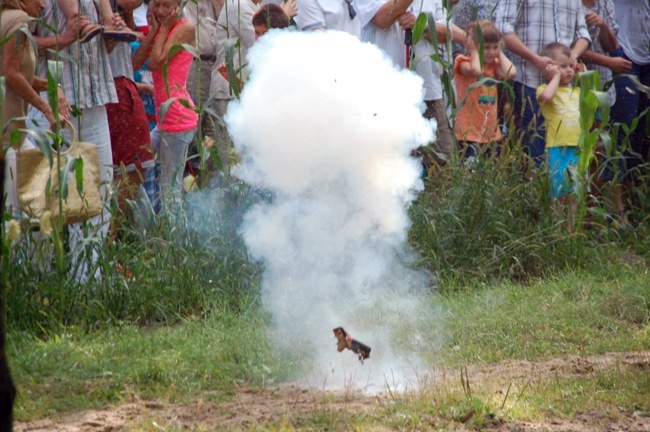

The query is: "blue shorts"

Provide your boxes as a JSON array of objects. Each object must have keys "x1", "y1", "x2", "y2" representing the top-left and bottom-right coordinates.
[{"x1": 547, "y1": 146, "x2": 580, "y2": 198}]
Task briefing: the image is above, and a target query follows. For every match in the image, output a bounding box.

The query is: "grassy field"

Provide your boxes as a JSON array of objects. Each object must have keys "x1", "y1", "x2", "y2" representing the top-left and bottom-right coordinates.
[
  {"x1": 9, "y1": 263, "x2": 649, "y2": 429},
  {"x1": 5, "y1": 37, "x2": 650, "y2": 428}
]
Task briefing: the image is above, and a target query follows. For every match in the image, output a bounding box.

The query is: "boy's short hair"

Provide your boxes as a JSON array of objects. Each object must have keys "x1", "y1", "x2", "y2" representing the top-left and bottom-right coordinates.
[
  {"x1": 539, "y1": 42, "x2": 572, "y2": 60},
  {"x1": 252, "y1": 4, "x2": 290, "y2": 30},
  {"x1": 466, "y1": 19, "x2": 502, "y2": 45}
]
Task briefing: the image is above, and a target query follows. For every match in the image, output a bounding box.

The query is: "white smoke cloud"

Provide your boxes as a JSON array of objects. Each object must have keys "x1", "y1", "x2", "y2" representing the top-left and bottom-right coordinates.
[{"x1": 226, "y1": 29, "x2": 441, "y2": 393}]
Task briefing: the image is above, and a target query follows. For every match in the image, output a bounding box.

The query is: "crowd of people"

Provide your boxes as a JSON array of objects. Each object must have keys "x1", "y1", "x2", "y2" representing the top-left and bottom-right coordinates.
[
  {"x1": 1, "y1": 0, "x2": 649, "y2": 272},
  {"x1": 0, "y1": 0, "x2": 644, "y2": 423}
]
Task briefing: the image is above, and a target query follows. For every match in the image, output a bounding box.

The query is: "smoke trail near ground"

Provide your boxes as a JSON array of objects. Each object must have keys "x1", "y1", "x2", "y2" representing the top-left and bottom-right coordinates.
[{"x1": 226, "y1": 30, "x2": 441, "y2": 392}]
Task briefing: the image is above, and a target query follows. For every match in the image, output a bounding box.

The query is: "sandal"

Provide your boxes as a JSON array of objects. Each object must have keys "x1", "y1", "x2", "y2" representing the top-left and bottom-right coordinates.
[
  {"x1": 102, "y1": 26, "x2": 138, "y2": 42},
  {"x1": 79, "y1": 24, "x2": 102, "y2": 43}
]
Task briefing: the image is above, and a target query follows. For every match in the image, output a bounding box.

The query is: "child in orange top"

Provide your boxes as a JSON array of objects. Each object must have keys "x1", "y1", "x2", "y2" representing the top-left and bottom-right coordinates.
[{"x1": 454, "y1": 19, "x2": 516, "y2": 158}]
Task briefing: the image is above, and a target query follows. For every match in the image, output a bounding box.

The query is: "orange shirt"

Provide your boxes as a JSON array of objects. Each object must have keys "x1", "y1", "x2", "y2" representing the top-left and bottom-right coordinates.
[{"x1": 453, "y1": 55, "x2": 501, "y2": 143}]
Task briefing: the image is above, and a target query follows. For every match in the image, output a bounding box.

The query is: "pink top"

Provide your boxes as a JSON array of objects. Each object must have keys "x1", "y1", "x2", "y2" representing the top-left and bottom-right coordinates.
[{"x1": 153, "y1": 19, "x2": 198, "y2": 133}]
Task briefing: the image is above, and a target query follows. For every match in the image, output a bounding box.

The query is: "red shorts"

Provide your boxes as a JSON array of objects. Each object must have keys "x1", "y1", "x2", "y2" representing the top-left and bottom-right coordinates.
[{"x1": 106, "y1": 77, "x2": 154, "y2": 172}]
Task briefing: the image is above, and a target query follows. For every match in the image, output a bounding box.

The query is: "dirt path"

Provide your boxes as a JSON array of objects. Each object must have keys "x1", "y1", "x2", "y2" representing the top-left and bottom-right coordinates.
[{"x1": 15, "y1": 350, "x2": 650, "y2": 432}]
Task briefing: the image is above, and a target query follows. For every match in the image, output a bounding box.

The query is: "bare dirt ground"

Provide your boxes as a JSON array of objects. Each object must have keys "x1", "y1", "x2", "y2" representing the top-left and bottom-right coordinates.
[{"x1": 15, "y1": 350, "x2": 650, "y2": 432}]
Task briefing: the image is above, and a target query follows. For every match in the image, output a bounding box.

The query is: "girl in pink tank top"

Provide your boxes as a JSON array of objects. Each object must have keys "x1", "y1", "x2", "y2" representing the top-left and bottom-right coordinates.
[{"x1": 133, "y1": 0, "x2": 197, "y2": 209}]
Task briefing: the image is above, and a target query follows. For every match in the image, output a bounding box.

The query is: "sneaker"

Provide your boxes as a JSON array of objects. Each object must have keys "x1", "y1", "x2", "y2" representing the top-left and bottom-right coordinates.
[
  {"x1": 103, "y1": 26, "x2": 138, "y2": 42},
  {"x1": 79, "y1": 24, "x2": 102, "y2": 43}
]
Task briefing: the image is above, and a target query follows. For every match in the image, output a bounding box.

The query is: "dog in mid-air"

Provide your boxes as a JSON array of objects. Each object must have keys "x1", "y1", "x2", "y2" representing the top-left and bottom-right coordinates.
[{"x1": 333, "y1": 327, "x2": 371, "y2": 364}]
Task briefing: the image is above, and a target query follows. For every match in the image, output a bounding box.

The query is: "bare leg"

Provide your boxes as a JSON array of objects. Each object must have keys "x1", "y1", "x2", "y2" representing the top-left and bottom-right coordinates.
[{"x1": 556, "y1": 194, "x2": 578, "y2": 234}]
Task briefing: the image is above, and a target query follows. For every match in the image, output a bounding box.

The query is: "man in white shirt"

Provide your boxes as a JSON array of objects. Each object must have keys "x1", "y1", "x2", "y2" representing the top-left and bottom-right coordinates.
[
  {"x1": 357, "y1": 0, "x2": 463, "y2": 170},
  {"x1": 295, "y1": 0, "x2": 361, "y2": 37},
  {"x1": 185, "y1": 0, "x2": 222, "y2": 170}
]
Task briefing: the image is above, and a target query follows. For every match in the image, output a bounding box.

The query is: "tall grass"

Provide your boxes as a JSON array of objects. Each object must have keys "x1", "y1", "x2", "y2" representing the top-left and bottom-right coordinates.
[
  {"x1": 2, "y1": 3, "x2": 649, "y2": 337},
  {"x1": 407, "y1": 10, "x2": 649, "y2": 289},
  {"x1": 5, "y1": 175, "x2": 264, "y2": 333}
]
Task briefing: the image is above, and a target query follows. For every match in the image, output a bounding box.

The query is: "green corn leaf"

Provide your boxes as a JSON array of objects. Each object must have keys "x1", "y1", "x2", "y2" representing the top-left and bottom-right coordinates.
[
  {"x1": 55, "y1": 155, "x2": 81, "y2": 200},
  {"x1": 591, "y1": 90, "x2": 611, "y2": 124},
  {"x1": 599, "y1": 129, "x2": 612, "y2": 155},
  {"x1": 46, "y1": 49, "x2": 78, "y2": 64},
  {"x1": 224, "y1": 37, "x2": 241, "y2": 99},
  {"x1": 210, "y1": 146, "x2": 224, "y2": 172},
  {"x1": 46, "y1": 64, "x2": 62, "y2": 123},
  {"x1": 159, "y1": 97, "x2": 178, "y2": 126},
  {"x1": 45, "y1": 177, "x2": 52, "y2": 202},
  {"x1": 177, "y1": 97, "x2": 196, "y2": 111},
  {"x1": 412, "y1": 13, "x2": 427, "y2": 47},
  {"x1": 18, "y1": 25, "x2": 38, "y2": 54},
  {"x1": 621, "y1": 73, "x2": 650, "y2": 96},
  {"x1": 426, "y1": 14, "x2": 439, "y2": 49},
  {"x1": 476, "y1": 19, "x2": 484, "y2": 70},
  {"x1": 455, "y1": 76, "x2": 499, "y2": 114},
  {"x1": 13, "y1": 128, "x2": 55, "y2": 167},
  {"x1": 74, "y1": 156, "x2": 85, "y2": 196},
  {"x1": 0, "y1": 34, "x2": 13, "y2": 47},
  {"x1": 162, "y1": 61, "x2": 171, "y2": 96},
  {"x1": 181, "y1": 43, "x2": 199, "y2": 59}
]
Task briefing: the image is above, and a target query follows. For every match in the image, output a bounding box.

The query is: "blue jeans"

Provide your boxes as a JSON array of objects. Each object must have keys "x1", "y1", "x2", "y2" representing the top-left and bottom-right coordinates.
[
  {"x1": 609, "y1": 47, "x2": 650, "y2": 177},
  {"x1": 513, "y1": 81, "x2": 546, "y2": 166},
  {"x1": 150, "y1": 127, "x2": 195, "y2": 209}
]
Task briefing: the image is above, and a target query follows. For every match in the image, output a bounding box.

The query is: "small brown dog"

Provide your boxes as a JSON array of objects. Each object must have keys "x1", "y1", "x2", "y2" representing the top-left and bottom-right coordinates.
[{"x1": 333, "y1": 327, "x2": 371, "y2": 364}]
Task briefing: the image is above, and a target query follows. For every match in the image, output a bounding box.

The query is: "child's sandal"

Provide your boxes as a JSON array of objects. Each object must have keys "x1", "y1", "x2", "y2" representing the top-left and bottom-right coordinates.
[
  {"x1": 102, "y1": 26, "x2": 138, "y2": 42},
  {"x1": 79, "y1": 24, "x2": 102, "y2": 43}
]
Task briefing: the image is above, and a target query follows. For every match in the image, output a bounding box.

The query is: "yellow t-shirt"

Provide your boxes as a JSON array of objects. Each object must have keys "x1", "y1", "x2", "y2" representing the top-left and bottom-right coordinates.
[{"x1": 536, "y1": 85, "x2": 581, "y2": 148}]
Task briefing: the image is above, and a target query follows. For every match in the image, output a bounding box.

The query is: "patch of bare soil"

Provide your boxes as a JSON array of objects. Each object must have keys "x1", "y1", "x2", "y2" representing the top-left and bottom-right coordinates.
[{"x1": 15, "y1": 351, "x2": 650, "y2": 432}]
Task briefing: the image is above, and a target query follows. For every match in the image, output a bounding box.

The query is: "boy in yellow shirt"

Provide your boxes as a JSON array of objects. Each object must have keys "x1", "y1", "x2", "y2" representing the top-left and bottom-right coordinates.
[{"x1": 536, "y1": 42, "x2": 581, "y2": 233}]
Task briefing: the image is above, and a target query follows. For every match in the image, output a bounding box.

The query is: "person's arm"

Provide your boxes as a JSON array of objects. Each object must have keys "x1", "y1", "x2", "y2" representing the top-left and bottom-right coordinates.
[
  {"x1": 148, "y1": 16, "x2": 195, "y2": 70},
  {"x1": 570, "y1": 37, "x2": 589, "y2": 61},
  {"x1": 104, "y1": 13, "x2": 130, "y2": 53},
  {"x1": 31, "y1": 77, "x2": 72, "y2": 119},
  {"x1": 132, "y1": 18, "x2": 158, "y2": 71},
  {"x1": 430, "y1": 0, "x2": 463, "y2": 44},
  {"x1": 570, "y1": 8, "x2": 591, "y2": 63},
  {"x1": 537, "y1": 65, "x2": 560, "y2": 103},
  {"x1": 371, "y1": 0, "x2": 414, "y2": 29},
  {"x1": 434, "y1": 21, "x2": 464, "y2": 44},
  {"x1": 581, "y1": 49, "x2": 632, "y2": 74},
  {"x1": 4, "y1": 35, "x2": 57, "y2": 127},
  {"x1": 457, "y1": 39, "x2": 482, "y2": 77},
  {"x1": 495, "y1": 0, "x2": 553, "y2": 71},
  {"x1": 135, "y1": 81, "x2": 154, "y2": 94},
  {"x1": 212, "y1": 0, "x2": 224, "y2": 18},
  {"x1": 281, "y1": 0, "x2": 298, "y2": 19},
  {"x1": 496, "y1": 49, "x2": 516, "y2": 80},
  {"x1": 584, "y1": 11, "x2": 617, "y2": 53},
  {"x1": 121, "y1": 0, "x2": 138, "y2": 30},
  {"x1": 217, "y1": 62, "x2": 242, "y2": 92},
  {"x1": 34, "y1": 13, "x2": 87, "y2": 52},
  {"x1": 503, "y1": 33, "x2": 555, "y2": 72}
]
